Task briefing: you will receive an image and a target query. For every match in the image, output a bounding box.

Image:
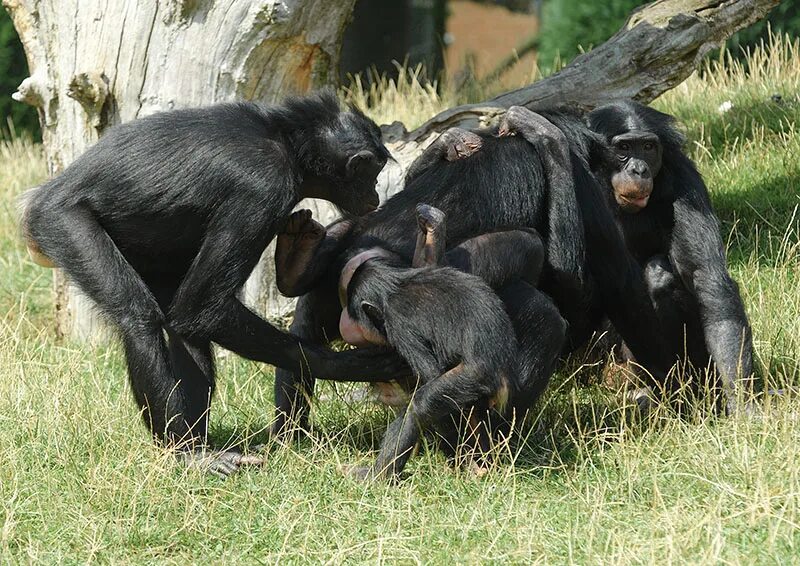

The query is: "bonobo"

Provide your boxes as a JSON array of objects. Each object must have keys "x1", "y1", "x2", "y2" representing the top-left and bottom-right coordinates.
[
  {"x1": 338, "y1": 204, "x2": 520, "y2": 480},
  {"x1": 505, "y1": 102, "x2": 754, "y2": 412},
  {"x1": 273, "y1": 108, "x2": 680, "y2": 439},
  {"x1": 19, "y1": 90, "x2": 406, "y2": 476},
  {"x1": 588, "y1": 101, "x2": 754, "y2": 412}
]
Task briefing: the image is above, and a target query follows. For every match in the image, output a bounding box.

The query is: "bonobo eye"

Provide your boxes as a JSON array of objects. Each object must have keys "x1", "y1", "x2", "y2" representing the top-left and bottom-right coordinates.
[
  {"x1": 618, "y1": 142, "x2": 631, "y2": 151},
  {"x1": 362, "y1": 301, "x2": 384, "y2": 322},
  {"x1": 644, "y1": 142, "x2": 654, "y2": 151}
]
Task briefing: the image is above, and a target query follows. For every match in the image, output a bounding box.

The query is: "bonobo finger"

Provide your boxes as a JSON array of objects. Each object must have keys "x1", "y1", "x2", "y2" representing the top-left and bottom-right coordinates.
[{"x1": 341, "y1": 464, "x2": 375, "y2": 482}]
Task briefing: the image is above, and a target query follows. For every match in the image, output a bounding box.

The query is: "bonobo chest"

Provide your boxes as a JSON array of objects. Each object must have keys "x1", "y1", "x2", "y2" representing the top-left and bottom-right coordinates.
[{"x1": 617, "y1": 202, "x2": 673, "y2": 264}]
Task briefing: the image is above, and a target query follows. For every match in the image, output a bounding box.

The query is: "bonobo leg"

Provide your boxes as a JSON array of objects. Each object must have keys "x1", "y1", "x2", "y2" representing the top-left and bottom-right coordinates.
[
  {"x1": 414, "y1": 201, "x2": 546, "y2": 288},
  {"x1": 644, "y1": 255, "x2": 709, "y2": 368},
  {"x1": 272, "y1": 270, "x2": 343, "y2": 436},
  {"x1": 347, "y1": 363, "x2": 493, "y2": 481},
  {"x1": 35, "y1": 207, "x2": 264, "y2": 476},
  {"x1": 405, "y1": 127, "x2": 483, "y2": 183},
  {"x1": 497, "y1": 280, "x2": 567, "y2": 424},
  {"x1": 412, "y1": 204, "x2": 447, "y2": 268},
  {"x1": 446, "y1": 229, "x2": 544, "y2": 289}
]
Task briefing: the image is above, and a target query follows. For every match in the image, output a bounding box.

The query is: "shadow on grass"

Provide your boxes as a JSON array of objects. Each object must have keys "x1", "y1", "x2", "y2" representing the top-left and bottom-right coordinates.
[{"x1": 712, "y1": 171, "x2": 800, "y2": 267}]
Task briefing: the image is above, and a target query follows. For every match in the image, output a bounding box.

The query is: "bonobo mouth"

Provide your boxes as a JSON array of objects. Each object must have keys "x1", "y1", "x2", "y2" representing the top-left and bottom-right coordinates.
[{"x1": 617, "y1": 192, "x2": 651, "y2": 212}]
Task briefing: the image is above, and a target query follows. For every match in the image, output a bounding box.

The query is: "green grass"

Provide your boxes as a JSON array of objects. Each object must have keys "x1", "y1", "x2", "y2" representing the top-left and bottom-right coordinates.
[{"x1": 2, "y1": 35, "x2": 800, "y2": 564}]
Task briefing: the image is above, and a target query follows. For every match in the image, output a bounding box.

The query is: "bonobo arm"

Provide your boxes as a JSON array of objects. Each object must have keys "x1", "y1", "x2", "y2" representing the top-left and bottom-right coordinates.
[
  {"x1": 167, "y1": 190, "x2": 406, "y2": 380},
  {"x1": 275, "y1": 210, "x2": 354, "y2": 297},
  {"x1": 405, "y1": 127, "x2": 483, "y2": 183},
  {"x1": 497, "y1": 106, "x2": 585, "y2": 285},
  {"x1": 669, "y1": 186, "x2": 754, "y2": 414}
]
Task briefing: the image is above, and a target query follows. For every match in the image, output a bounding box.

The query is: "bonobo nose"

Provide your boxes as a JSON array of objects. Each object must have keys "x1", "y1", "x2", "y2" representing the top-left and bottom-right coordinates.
[
  {"x1": 347, "y1": 150, "x2": 382, "y2": 179},
  {"x1": 630, "y1": 160, "x2": 650, "y2": 177}
]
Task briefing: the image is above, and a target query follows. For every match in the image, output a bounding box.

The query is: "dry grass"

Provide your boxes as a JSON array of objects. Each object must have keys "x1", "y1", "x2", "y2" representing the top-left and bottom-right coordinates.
[{"x1": 1, "y1": 34, "x2": 799, "y2": 564}]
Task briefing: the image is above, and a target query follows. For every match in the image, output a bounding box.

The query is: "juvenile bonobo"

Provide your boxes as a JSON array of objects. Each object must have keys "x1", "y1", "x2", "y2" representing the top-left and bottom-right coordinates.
[
  {"x1": 337, "y1": 204, "x2": 520, "y2": 480},
  {"x1": 19, "y1": 90, "x2": 405, "y2": 476}
]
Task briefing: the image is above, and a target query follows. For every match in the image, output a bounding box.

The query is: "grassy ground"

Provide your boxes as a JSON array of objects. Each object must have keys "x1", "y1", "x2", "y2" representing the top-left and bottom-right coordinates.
[{"x1": 1, "y1": 35, "x2": 799, "y2": 564}]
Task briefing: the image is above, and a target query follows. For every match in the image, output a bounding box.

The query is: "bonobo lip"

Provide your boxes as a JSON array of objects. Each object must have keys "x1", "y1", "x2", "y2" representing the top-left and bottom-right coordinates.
[{"x1": 618, "y1": 193, "x2": 650, "y2": 212}]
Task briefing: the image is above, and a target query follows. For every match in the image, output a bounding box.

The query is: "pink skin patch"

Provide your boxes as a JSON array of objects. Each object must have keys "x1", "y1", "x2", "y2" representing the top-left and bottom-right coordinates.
[{"x1": 338, "y1": 249, "x2": 393, "y2": 347}]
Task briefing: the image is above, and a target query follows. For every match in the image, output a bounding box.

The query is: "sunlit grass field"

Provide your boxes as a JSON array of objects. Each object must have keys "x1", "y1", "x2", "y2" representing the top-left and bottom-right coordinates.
[{"x1": 1, "y1": 35, "x2": 799, "y2": 564}]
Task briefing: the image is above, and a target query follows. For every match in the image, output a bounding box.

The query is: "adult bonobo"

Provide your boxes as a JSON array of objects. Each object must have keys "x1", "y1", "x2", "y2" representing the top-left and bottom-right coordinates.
[
  {"x1": 271, "y1": 111, "x2": 672, "y2": 440},
  {"x1": 20, "y1": 90, "x2": 406, "y2": 476},
  {"x1": 588, "y1": 101, "x2": 754, "y2": 412}
]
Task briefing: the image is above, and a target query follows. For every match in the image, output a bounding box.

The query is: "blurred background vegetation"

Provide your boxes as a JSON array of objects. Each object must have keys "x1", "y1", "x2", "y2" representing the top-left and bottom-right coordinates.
[{"x1": 2, "y1": 0, "x2": 799, "y2": 140}]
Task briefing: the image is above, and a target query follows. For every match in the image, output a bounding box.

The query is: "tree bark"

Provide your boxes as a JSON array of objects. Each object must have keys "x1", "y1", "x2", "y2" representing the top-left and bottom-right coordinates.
[
  {"x1": 376, "y1": 0, "x2": 782, "y2": 203},
  {"x1": 4, "y1": 0, "x2": 357, "y2": 340}
]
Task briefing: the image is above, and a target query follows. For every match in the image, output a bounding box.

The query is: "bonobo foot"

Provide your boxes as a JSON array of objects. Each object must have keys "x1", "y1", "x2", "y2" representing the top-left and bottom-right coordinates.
[
  {"x1": 413, "y1": 203, "x2": 447, "y2": 269},
  {"x1": 439, "y1": 127, "x2": 483, "y2": 161},
  {"x1": 281, "y1": 208, "x2": 326, "y2": 248},
  {"x1": 177, "y1": 447, "x2": 265, "y2": 478},
  {"x1": 371, "y1": 381, "x2": 412, "y2": 408},
  {"x1": 342, "y1": 465, "x2": 375, "y2": 482},
  {"x1": 275, "y1": 209, "x2": 327, "y2": 295},
  {"x1": 416, "y1": 203, "x2": 446, "y2": 238}
]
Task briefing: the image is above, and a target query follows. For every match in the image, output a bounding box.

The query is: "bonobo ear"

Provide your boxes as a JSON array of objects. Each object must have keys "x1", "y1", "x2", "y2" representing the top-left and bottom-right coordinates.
[
  {"x1": 361, "y1": 301, "x2": 386, "y2": 335},
  {"x1": 346, "y1": 150, "x2": 380, "y2": 179}
]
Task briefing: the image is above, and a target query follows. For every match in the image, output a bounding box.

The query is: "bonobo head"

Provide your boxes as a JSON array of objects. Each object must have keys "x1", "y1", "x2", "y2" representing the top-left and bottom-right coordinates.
[
  {"x1": 588, "y1": 101, "x2": 680, "y2": 214},
  {"x1": 337, "y1": 249, "x2": 399, "y2": 347},
  {"x1": 285, "y1": 91, "x2": 390, "y2": 216}
]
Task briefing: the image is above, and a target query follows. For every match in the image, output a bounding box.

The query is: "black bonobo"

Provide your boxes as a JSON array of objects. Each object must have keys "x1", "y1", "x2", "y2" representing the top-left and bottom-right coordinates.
[
  {"x1": 337, "y1": 204, "x2": 520, "y2": 480},
  {"x1": 19, "y1": 90, "x2": 407, "y2": 476},
  {"x1": 504, "y1": 102, "x2": 754, "y2": 412},
  {"x1": 271, "y1": 107, "x2": 681, "y2": 440},
  {"x1": 588, "y1": 101, "x2": 754, "y2": 412}
]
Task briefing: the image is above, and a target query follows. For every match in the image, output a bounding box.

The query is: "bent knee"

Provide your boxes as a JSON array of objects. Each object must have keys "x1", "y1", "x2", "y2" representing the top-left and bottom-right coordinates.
[{"x1": 18, "y1": 187, "x2": 57, "y2": 268}]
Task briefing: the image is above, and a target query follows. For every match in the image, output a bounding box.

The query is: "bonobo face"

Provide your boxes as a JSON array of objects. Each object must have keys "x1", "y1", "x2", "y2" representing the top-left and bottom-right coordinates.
[
  {"x1": 610, "y1": 130, "x2": 662, "y2": 213},
  {"x1": 310, "y1": 109, "x2": 389, "y2": 216}
]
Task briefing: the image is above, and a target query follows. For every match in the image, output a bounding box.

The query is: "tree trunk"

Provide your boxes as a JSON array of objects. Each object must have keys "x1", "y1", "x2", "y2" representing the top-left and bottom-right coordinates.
[
  {"x1": 4, "y1": 0, "x2": 356, "y2": 340},
  {"x1": 377, "y1": 0, "x2": 782, "y2": 201}
]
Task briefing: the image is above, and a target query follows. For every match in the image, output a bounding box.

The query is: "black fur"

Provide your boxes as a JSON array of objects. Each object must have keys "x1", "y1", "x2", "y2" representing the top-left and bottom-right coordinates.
[
  {"x1": 345, "y1": 257, "x2": 519, "y2": 478},
  {"x1": 20, "y1": 90, "x2": 404, "y2": 464},
  {"x1": 273, "y1": 116, "x2": 665, "y2": 435},
  {"x1": 587, "y1": 101, "x2": 754, "y2": 412}
]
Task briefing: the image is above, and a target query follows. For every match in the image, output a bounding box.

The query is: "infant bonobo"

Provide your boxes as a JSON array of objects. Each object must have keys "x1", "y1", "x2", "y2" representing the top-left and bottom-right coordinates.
[{"x1": 337, "y1": 204, "x2": 520, "y2": 480}]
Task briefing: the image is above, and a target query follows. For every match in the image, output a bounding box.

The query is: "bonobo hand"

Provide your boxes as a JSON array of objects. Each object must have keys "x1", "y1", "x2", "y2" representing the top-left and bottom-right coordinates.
[
  {"x1": 177, "y1": 447, "x2": 265, "y2": 478},
  {"x1": 439, "y1": 127, "x2": 483, "y2": 161},
  {"x1": 498, "y1": 106, "x2": 570, "y2": 165},
  {"x1": 309, "y1": 345, "x2": 410, "y2": 382}
]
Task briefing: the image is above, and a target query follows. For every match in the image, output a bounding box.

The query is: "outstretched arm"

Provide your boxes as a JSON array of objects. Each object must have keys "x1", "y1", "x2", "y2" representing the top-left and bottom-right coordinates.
[{"x1": 168, "y1": 191, "x2": 406, "y2": 381}]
